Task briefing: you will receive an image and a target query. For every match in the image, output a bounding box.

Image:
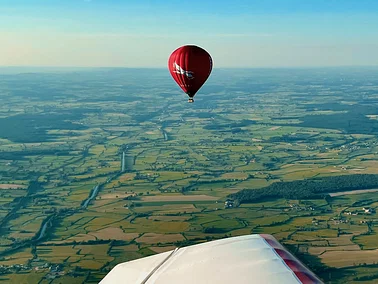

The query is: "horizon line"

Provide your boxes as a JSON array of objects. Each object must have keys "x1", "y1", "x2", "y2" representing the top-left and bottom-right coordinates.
[{"x1": 1, "y1": 65, "x2": 378, "y2": 70}]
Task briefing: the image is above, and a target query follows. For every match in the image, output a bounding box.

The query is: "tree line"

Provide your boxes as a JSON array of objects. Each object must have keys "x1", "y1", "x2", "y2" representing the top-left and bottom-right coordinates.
[{"x1": 229, "y1": 174, "x2": 378, "y2": 204}]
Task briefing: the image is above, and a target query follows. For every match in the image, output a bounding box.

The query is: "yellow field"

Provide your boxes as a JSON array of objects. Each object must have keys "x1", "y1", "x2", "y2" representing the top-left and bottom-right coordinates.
[
  {"x1": 99, "y1": 192, "x2": 134, "y2": 200},
  {"x1": 220, "y1": 172, "x2": 249, "y2": 180},
  {"x1": 328, "y1": 235, "x2": 356, "y2": 246},
  {"x1": 148, "y1": 216, "x2": 190, "y2": 221},
  {"x1": 75, "y1": 244, "x2": 110, "y2": 255},
  {"x1": 5, "y1": 272, "x2": 46, "y2": 284},
  {"x1": 309, "y1": 245, "x2": 360, "y2": 255},
  {"x1": 141, "y1": 194, "x2": 217, "y2": 202},
  {"x1": 0, "y1": 184, "x2": 27, "y2": 189},
  {"x1": 89, "y1": 227, "x2": 139, "y2": 241},
  {"x1": 2, "y1": 248, "x2": 32, "y2": 266},
  {"x1": 136, "y1": 233, "x2": 185, "y2": 244},
  {"x1": 71, "y1": 259, "x2": 105, "y2": 270},
  {"x1": 38, "y1": 246, "x2": 78, "y2": 262},
  {"x1": 149, "y1": 246, "x2": 176, "y2": 253},
  {"x1": 320, "y1": 250, "x2": 378, "y2": 267}
]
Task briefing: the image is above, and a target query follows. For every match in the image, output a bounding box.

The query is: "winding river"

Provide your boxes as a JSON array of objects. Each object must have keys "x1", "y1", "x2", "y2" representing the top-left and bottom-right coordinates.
[{"x1": 82, "y1": 184, "x2": 100, "y2": 209}]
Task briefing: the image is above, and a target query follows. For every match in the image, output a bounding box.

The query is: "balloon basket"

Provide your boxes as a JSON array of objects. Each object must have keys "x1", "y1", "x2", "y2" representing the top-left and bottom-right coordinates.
[{"x1": 188, "y1": 98, "x2": 194, "y2": 103}]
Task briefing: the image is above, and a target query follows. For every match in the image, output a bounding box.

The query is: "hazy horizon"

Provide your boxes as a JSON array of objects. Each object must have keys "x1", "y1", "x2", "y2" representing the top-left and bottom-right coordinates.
[
  {"x1": 1, "y1": 0, "x2": 378, "y2": 68},
  {"x1": 2, "y1": 65, "x2": 378, "y2": 70},
  {"x1": 2, "y1": 65, "x2": 378, "y2": 75}
]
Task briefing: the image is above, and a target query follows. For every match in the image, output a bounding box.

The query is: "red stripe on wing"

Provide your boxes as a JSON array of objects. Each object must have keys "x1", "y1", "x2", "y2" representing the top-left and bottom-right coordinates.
[{"x1": 259, "y1": 234, "x2": 323, "y2": 284}]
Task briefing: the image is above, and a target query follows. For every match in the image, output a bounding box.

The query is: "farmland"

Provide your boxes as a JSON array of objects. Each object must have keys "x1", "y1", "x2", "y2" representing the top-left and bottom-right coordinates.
[{"x1": 1, "y1": 67, "x2": 378, "y2": 283}]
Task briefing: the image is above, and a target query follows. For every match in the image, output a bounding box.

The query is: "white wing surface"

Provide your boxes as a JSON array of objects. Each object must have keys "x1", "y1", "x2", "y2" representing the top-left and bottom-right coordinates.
[{"x1": 100, "y1": 234, "x2": 323, "y2": 284}]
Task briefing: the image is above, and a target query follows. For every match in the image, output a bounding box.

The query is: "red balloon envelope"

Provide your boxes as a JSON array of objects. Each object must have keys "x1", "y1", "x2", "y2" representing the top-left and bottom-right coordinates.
[{"x1": 168, "y1": 45, "x2": 212, "y2": 103}]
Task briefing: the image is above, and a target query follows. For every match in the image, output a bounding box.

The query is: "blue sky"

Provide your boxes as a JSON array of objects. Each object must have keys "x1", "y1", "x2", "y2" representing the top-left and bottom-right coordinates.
[{"x1": 1, "y1": 0, "x2": 378, "y2": 67}]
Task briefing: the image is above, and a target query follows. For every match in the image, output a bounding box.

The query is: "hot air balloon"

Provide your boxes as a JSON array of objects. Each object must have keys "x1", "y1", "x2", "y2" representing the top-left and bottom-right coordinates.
[{"x1": 168, "y1": 45, "x2": 212, "y2": 103}]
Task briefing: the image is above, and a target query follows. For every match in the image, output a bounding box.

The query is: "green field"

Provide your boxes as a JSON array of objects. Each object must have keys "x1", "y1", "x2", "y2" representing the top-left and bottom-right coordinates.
[{"x1": 2, "y1": 68, "x2": 378, "y2": 283}]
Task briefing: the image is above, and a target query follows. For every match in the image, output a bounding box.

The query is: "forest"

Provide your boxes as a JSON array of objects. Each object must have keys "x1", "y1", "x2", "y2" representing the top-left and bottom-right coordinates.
[{"x1": 229, "y1": 174, "x2": 378, "y2": 204}]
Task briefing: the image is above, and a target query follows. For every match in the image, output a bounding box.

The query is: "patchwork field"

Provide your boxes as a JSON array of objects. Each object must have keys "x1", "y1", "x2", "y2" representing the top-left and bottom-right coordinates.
[{"x1": 2, "y1": 68, "x2": 378, "y2": 283}]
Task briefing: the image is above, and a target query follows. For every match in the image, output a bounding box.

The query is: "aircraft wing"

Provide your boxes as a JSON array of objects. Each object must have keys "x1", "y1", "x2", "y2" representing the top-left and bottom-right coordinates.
[{"x1": 100, "y1": 234, "x2": 323, "y2": 284}]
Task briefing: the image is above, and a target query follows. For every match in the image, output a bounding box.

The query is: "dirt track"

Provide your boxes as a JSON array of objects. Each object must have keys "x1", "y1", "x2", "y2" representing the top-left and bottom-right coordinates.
[{"x1": 329, "y1": 188, "x2": 378, "y2": 197}]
